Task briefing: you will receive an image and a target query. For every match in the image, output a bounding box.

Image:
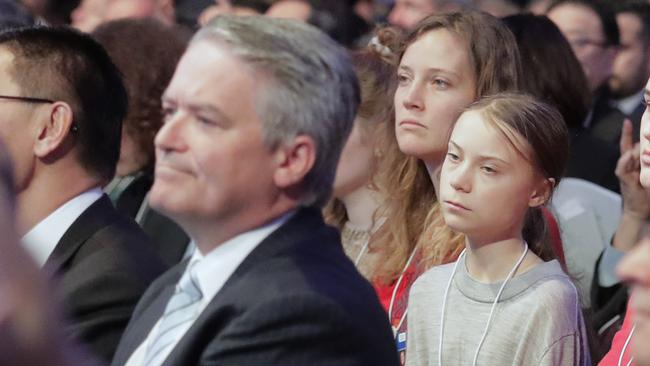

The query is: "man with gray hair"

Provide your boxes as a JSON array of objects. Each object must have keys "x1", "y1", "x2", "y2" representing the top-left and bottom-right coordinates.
[{"x1": 111, "y1": 15, "x2": 398, "y2": 366}]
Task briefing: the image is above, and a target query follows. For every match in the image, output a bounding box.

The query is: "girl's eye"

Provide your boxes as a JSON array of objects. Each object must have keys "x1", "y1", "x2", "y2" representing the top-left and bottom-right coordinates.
[
  {"x1": 447, "y1": 152, "x2": 460, "y2": 161},
  {"x1": 432, "y1": 78, "x2": 449, "y2": 89},
  {"x1": 162, "y1": 106, "x2": 176, "y2": 121},
  {"x1": 197, "y1": 116, "x2": 214, "y2": 125},
  {"x1": 397, "y1": 73, "x2": 411, "y2": 85},
  {"x1": 481, "y1": 166, "x2": 496, "y2": 174}
]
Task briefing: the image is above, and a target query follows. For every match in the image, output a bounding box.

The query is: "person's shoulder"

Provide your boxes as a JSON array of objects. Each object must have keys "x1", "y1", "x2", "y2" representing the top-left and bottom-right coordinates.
[
  {"x1": 411, "y1": 262, "x2": 455, "y2": 295},
  {"x1": 525, "y1": 262, "x2": 581, "y2": 318}
]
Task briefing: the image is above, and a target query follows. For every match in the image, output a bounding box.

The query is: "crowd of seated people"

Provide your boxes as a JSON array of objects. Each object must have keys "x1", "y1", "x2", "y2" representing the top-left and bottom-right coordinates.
[{"x1": 1, "y1": 0, "x2": 650, "y2": 365}]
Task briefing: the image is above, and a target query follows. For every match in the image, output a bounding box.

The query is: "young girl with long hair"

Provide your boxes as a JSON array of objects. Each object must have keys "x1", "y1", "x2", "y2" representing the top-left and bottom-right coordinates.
[{"x1": 406, "y1": 94, "x2": 590, "y2": 365}]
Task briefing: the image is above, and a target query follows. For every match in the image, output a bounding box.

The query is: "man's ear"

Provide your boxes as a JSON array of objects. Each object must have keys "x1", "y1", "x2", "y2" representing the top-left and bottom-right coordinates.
[
  {"x1": 529, "y1": 177, "x2": 555, "y2": 208},
  {"x1": 33, "y1": 102, "x2": 75, "y2": 159},
  {"x1": 273, "y1": 135, "x2": 316, "y2": 189}
]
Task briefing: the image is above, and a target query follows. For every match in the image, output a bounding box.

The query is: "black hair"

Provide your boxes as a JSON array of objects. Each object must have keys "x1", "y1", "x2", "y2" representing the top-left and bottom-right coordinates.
[{"x1": 0, "y1": 26, "x2": 128, "y2": 182}]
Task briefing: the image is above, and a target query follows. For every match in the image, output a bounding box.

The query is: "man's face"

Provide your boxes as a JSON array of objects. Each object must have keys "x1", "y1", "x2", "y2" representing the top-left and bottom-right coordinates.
[
  {"x1": 0, "y1": 49, "x2": 44, "y2": 193},
  {"x1": 548, "y1": 3, "x2": 616, "y2": 92},
  {"x1": 150, "y1": 41, "x2": 278, "y2": 232},
  {"x1": 388, "y1": 0, "x2": 436, "y2": 30},
  {"x1": 610, "y1": 12, "x2": 650, "y2": 99}
]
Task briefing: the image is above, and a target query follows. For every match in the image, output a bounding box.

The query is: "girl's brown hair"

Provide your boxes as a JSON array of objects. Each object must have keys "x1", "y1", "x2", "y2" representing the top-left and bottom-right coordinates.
[{"x1": 373, "y1": 11, "x2": 522, "y2": 284}]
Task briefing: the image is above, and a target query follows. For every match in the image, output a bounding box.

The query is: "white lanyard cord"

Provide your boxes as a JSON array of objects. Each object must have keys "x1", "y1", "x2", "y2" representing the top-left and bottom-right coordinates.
[
  {"x1": 354, "y1": 240, "x2": 370, "y2": 266},
  {"x1": 438, "y1": 242, "x2": 529, "y2": 366},
  {"x1": 618, "y1": 324, "x2": 636, "y2": 366},
  {"x1": 388, "y1": 248, "x2": 417, "y2": 336}
]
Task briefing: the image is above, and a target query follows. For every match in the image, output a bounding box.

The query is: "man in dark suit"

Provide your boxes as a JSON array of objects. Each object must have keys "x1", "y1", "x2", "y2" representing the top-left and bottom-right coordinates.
[
  {"x1": 604, "y1": 1, "x2": 650, "y2": 144},
  {"x1": 112, "y1": 15, "x2": 398, "y2": 366},
  {"x1": 0, "y1": 27, "x2": 165, "y2": 362}
]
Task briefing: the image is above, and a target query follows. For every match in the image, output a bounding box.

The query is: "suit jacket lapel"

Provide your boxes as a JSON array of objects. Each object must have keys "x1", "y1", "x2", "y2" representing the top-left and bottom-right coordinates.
[
  {"x1": 113, "y1": 261, "x2": 188, "y2": 365},
  {"x1": 44, "y1": 195, "x2": 118, "y2": 273},
  {"x1": 162, "y1": 208, "x2": 329, "y2": 365}
]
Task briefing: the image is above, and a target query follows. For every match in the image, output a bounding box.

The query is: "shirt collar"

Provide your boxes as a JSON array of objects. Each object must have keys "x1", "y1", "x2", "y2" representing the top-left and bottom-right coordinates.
[
  {"x1": 22, "y1": 188, "x2": 103, "y2": 267},
  {"x1": 188, "y1": 210, "x2": 295, "y2": 302},
  {"x1": 615, "y1": 89, "x2": 644, "y2": 116}
]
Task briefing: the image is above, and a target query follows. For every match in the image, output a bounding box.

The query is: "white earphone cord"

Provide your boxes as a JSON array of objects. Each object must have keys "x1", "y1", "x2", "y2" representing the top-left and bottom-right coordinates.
[{"x1": 438, "y1": 242, "x2": 528, "y2": 366}]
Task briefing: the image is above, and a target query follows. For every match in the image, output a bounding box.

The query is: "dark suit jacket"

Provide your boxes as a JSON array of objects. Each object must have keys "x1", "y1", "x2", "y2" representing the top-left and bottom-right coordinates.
[
  {"x1": 566, "y1": 128, "x2": 620, "y2": 193},
  {"x1": 112, "y1": 208, "x2": 399, "y2": 366},
  {"x1": 45, "y1": 194, "x2": 166, "y2": 363},
  {"x1": 588, "y1": 89, "x2": 643, "y2": 147}
]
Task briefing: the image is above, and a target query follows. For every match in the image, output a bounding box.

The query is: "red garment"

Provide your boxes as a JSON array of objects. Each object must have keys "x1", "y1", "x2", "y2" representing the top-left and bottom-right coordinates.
[
  {"x1": 543, "y1": 207, "x2": 566, "y2": 267},
  {"x1": 599, "y1": 300, "x2": 635, "y2": 366},
  {"x1": 374, "y1": 257, "x2": 419, "y2": 316},
  {"x1": 373, "y1": 252, "x2": 422, "y2": 366}
]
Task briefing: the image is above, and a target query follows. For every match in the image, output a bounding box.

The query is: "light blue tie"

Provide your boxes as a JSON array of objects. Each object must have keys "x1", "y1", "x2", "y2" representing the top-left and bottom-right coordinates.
[{"x1": 143, "y1": 261, "x2": 203, "y2": 366}]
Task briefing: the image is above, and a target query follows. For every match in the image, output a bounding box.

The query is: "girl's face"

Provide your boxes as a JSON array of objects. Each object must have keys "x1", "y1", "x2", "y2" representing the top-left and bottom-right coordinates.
[
  {"x1": 439, "y1": 111, "x2": 550, "y2": 242},
  {"x1": 333, "y1": 118, "x2": 376, "y2": 198},
  {"x1": 394, "y1": 29, "x2": 477, "y2": 166}
]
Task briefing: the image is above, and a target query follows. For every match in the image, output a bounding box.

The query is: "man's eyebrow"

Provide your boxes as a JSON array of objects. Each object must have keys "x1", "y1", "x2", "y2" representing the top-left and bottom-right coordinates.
[{"x1": 162, "y1": 97, "x2": 232, "y2": 123}]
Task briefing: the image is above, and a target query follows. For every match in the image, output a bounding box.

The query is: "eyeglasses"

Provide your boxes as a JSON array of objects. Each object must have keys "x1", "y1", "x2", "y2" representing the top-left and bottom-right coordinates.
[
  {"x1": 0, "y1": 94, "x2": 54, "y2": 104},
  {"x1": 0, "y1": 94, "x2": 78, "y2": 133}
]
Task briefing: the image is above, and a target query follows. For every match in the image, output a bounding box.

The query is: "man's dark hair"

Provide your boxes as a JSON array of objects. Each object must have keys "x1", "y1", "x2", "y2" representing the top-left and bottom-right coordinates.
[
  {"x1": 549, "y1": 0, "x2": 620, "y2": 46},
  {"x1": 0, "y1": 26, "x2": 128, "y2": 182},
  {"x1": 614, "y1": 0, "x2": 650, "y2": 45}
]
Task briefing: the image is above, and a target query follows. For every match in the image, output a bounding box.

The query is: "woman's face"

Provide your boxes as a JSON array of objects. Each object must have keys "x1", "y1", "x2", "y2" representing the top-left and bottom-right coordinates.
[
  {"x1": 394, "y1": 29, "x2": 477, "y2": 167},
  {"x1": 332, "y1": 118, "x2": 376, "y2": 199},
  {"x1": 439, "y1": 111, "x2": 549, "y2": 242}
]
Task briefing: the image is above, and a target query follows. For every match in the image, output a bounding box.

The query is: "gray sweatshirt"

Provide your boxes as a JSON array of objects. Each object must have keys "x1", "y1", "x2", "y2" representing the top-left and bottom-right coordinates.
[{"x1": 406, "y1": 259, "x2": 591, "y2": 366}]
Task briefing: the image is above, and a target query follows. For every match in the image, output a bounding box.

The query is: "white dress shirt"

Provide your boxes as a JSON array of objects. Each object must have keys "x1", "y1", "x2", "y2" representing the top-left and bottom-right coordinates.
[
  {"x1": 125, "y1": 210, "x2": 295, "y2": 366},
  {"x1": 22, "y1": 188, "x2": 103, "y2": 267}
]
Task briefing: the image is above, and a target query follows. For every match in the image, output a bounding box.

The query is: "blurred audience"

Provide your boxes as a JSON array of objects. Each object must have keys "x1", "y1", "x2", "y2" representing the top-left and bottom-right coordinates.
[
  {"x1": 503, "y1": 14, "x2": 618, "y2": 191},
  {"x1": 607, "y1": 1, "x2": 650, "y2": 144},
  {"x1": 72, "y1": 0, "x2": 175, "y2": 32},
  {"x1": 475, "y1": 0, "x2": 526, "y2": 17},
  {"x1": 266, "y1": 0, "x2": 370, "y2": 48},
  {"x1": 198, "y1": 0, "x2": 272, "y2": 25},
  {"x1": 548, "y1": 0, "x2": 628, "y2": 149},
  {"x1": 387, "y1": 0, "x2": 469, "y2": 30},
  {"x1": 20, "y1": 0, "x2": 79, "y2": 25},
  {"x1": 0, "y1": 0, "x2": 35, "y2": 29}
]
